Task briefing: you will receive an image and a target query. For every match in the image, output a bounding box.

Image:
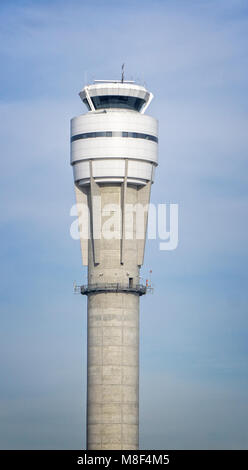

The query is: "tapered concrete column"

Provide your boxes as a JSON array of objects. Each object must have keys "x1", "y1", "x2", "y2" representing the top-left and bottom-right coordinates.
[
  {"x1": 87, "y1": 292, "x2": 139, "y2": 450},
  {"x1": 86, "y1": 184, "x2": 141, "y2": 450}
]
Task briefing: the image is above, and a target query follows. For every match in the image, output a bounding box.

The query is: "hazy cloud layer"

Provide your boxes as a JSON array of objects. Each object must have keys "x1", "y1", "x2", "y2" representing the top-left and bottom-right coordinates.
[{"x1": 0, "y1": 0, "x2": 248, "y2": 449}]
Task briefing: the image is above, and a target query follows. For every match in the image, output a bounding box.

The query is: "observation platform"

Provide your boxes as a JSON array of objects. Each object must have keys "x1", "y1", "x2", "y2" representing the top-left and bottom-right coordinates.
[{"x1": 80, "y1": 283, "x2": 147, "y2": 296}]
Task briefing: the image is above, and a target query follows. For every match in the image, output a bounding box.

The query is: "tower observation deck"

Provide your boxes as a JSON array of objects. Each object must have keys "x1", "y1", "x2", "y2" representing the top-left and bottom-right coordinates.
[{"x1": 71, "y1": 79, "x2": 158, "y2": 449}]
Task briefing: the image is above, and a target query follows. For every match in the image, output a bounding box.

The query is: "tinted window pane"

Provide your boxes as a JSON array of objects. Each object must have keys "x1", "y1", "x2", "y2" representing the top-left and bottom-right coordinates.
[
  {"x1": 91, "y1": 95, "x2": 146, "y2": 111},
  {"x1": 71, "y1": 131, "x2": 158, "y2": 143},
  {"x1": 83, "y1": 98, "x2": 91, "y2": 111}
]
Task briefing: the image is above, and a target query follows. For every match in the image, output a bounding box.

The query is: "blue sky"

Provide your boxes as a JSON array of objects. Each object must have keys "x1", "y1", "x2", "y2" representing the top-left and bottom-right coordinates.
[{"x1": 0, "y1": 0, "x2": 248, "y2": 449}]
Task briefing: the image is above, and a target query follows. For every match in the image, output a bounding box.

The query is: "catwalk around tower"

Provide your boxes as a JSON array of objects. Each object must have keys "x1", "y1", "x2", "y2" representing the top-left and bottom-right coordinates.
[{"x1": 71, "y1": 79, "x2": 158, "y2": 449}]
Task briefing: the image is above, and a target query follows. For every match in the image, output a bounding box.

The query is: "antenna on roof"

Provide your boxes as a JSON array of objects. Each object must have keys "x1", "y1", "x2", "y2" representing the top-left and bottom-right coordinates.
[{"x1": 121, "y1": 63, "x2": 125, "y2": 83}]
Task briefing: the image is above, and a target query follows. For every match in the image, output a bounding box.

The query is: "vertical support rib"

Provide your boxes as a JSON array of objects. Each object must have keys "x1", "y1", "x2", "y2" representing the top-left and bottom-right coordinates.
[
  {"x1": 137, "y1": 181, "x2": 151, "y2": 266},
  {"x1": 74, "y1": 183, "x2": 89, "y2": 266},
  {"x1": 120, "y1": 159, "x2": 128, "y2": 265},
  {"x1": 89, "y1": 161, "x2": 101, "y2": 265},
  {"x1": 84, "y1": 85, "x2": 95, "y2": 111}
]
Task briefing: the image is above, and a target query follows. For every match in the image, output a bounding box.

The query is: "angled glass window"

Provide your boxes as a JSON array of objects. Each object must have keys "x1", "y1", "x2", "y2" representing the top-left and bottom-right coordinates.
[
  {"x1": 91, "y1": 95, "x2": 146, "y2": 111},
  {"x1": 83, "y1": 98, "x2": 91, "y2": 111}
]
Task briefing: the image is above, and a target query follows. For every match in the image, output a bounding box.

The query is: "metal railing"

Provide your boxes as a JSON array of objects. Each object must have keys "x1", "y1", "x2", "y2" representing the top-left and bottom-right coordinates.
[{"x1": 80, "y1": 283, "x2": 146, "y2": 296}]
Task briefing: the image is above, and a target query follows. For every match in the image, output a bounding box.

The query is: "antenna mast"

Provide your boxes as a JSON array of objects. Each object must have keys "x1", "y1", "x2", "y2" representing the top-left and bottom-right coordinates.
[{"x1": 121, "y1": 63, "x2": 125, "y2": 83}]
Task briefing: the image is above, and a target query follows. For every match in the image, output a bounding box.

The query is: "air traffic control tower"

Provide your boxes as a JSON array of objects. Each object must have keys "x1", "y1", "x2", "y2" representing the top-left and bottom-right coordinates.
[{"x1": 71, "y1": 78, "x2": 158, "y2": 449}]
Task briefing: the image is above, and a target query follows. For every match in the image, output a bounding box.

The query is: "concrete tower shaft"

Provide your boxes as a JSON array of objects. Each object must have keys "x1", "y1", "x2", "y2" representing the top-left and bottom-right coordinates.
[
  {"x1": 86, "y1": 184, "x2": 141, "y2": 450},
  {"x1": 71, "y1": 80, "x2": 158, "y2": 449}
]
